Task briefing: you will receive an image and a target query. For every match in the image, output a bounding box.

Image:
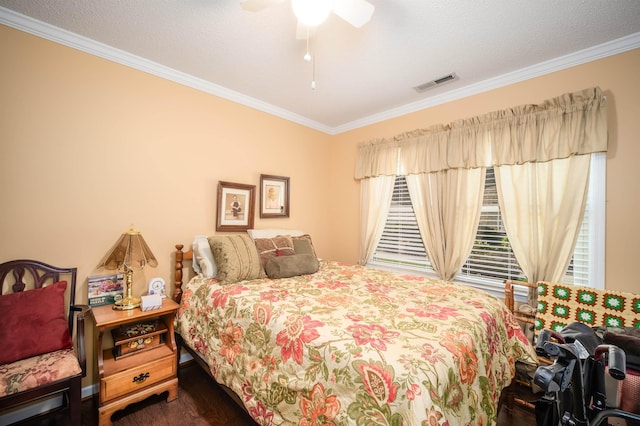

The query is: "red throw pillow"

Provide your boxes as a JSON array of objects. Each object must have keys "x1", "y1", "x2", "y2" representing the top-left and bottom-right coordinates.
[{"x1": 0, "y1": 281, "x2": 73, "y2": 365}]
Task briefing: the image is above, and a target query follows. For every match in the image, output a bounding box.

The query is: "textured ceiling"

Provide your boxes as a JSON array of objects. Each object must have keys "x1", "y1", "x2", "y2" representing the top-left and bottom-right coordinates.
[{"x1": 1, "y1": 0, "x2": 639, "y2": 133}]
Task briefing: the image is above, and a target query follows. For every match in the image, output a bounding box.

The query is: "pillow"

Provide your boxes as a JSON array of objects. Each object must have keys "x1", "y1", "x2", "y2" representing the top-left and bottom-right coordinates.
[
  {"x1": 190, "y1": 235, "x2": 204, "y2": 274},
  {"x1": 192, "y1": 235, "x2": 217, "y2": 278},
  {"x1": 265, "y1": 254, "x2": 319, "y2": 279},
  {"x1": 254, "y1": 236, "x2": 295, "y2": 269},
  {"x1": 247, "y1": 228, "x2": 305, "y2": 239},
  {"x1": 0, "y1": 281, "x2": 72, "y2": 365},
  {"x1": 291, "y1": 234, "x2": 318, "y2": 259},
  {"x1": 292, "y1": 236, "x2": 314, "y2": 256},
  {"x1": 208, "y1": 234, "x2": 265, "y2": 284}
]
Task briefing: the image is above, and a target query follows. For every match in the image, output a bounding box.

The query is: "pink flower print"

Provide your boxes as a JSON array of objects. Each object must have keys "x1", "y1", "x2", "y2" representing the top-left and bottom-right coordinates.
[
  {"x1": 211, "y1": 284, "x2": 247, "y2": 308},
  {"x1": 407, "y1": 304, "x2": 460, "y2": 320},
  {"x1": 353, "y1": 360, "x2": 399, "y2": 405},
  {"x1": 347, "y1": 323, "x2": 400, "y2": 351},
  {"x1": 253, "y1": 303, "x2": 272, "y2": 326},
  {"x1": 219, "y1": 319, "x2": 244, "y2": 364},
  {"x1": 276, "y1": 315, "x2": 324, "y2": 365},
  {"x1": 299, "y1": 382, "x2": 341, "y2": 426},
  {"x1": 248, "y1": 401, "x2": 274, "y2": 426},
  {"x1": 440, "y1": 331, "x2": 478, "y2": 385}
]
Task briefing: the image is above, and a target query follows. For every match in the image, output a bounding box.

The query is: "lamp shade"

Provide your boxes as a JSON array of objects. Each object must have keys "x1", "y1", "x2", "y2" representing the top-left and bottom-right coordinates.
[{"x1": 98, "y1": 227, "x2": 158, "y2": 271}]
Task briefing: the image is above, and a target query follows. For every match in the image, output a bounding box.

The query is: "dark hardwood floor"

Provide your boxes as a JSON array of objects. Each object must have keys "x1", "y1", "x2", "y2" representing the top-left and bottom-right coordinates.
[{"x1": 77, "y1": 362, "x2": 536, "y2": 425}]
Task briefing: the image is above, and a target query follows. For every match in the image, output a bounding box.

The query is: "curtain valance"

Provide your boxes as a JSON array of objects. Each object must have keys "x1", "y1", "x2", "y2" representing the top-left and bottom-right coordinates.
[{"x1": 354, "y1": 87, "x2": 607, "y2": 179}]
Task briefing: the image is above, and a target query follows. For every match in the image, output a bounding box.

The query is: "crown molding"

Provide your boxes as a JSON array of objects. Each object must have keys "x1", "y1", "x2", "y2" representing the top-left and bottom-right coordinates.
[
  {"x1": 0, "y1": 7, "x2": 333, "y2": 134},
  {"x1": 333, "y1": 32, "x2": 640, "y2": 134},
  {"x1": 2, "y1": 7, "x2": 638, "y2": 136}
]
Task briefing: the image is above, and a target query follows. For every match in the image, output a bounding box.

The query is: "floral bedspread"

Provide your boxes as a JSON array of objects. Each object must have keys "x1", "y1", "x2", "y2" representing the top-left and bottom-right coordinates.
[{"x1": 176, "y1": 261, "x2": 536, "y2": 425}]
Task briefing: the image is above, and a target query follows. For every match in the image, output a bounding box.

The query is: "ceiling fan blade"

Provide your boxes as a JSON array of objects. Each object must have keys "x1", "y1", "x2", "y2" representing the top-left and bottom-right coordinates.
[
  {"x1": 295, "y1": 20, "x2": 317, "y2": 40},
  {"x1": 332, "y1": 0, "x2": 374, "y2": 28},
  {"x1": 240, "y1": 0, "x2": 284, "y2": 12}
]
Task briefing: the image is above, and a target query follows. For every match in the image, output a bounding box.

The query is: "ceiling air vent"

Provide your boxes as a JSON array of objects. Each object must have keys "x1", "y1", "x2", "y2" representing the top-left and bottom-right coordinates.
[{"x1": 413, "y1": 73, "x2": 457, "y2": 93}]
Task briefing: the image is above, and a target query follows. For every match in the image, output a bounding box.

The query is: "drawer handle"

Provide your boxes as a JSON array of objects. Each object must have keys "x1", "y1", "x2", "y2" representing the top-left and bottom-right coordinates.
[{"x1": 132, "y1": 372, "x2": 150, "y2": 384}]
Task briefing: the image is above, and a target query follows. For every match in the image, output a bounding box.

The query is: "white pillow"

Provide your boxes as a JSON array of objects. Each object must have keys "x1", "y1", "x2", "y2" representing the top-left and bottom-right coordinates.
[
  {"x1": 247, "y1": 228, "x2": 305, "y2": 239},
  {"x1": 191, "y1": 236, "x2": 203, "y2": 274},
  {"x1": 192, "y1": 235, "x2": 217, "y2": 278}
]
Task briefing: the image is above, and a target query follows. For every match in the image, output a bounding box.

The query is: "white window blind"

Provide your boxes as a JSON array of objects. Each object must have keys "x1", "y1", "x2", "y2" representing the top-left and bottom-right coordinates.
[
  {"x1": 368, "y1": 176, "x2": 431, "y2": 273},
  {"x1": 368, "y1": 153, "x2": 605, "y2": 293},
  {"x1": 564, "y1": 152, "x2": 606, "y2": 289},
  {"x1": 456, "y1": 168, "x2": 524, "y2": 285}
]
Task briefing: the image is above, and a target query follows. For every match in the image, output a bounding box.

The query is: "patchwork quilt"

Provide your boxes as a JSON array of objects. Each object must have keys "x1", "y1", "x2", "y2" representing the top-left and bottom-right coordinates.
[{"x1": 535, "y1": 281, "x2": 640, "y2": 333}]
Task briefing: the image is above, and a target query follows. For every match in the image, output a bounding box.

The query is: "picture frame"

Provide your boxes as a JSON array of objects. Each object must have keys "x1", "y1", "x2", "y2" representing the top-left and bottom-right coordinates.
[
  {"x1": 216, "y1": 181, "x2": 256, "y2": 232},
  {"x1": 88, "y1": 273, "x2": 124, "y2": 307},
  {"x1": 147, "y1": 277, "x2": 166, "y2": 298},
  {"x1": 260, "y1": 174, "x2": 290, "y2": 218}
]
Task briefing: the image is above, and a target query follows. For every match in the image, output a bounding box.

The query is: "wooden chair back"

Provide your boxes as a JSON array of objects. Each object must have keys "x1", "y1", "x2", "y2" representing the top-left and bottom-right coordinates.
[
  {"x1": 0, "y1": 259, "x2": 88, "y2": 425},
  {"x1": 504, "y1": 280, "x2": 538, "y2": 343}
]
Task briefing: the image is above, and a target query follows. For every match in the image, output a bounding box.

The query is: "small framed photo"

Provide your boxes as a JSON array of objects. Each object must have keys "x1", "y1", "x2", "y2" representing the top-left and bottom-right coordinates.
[
  {"x1": 260, "y1": 174, "x2": 290, "y2": 218},
  {"x1": 88, "y1": 273, "x2": 124, "y2": 307},
  {"x1": 148, "y1": 277, "x2": 166, "y2": 298},
  {"x1": 216, "y1": 181, "x2": 256, "y2": 232}
]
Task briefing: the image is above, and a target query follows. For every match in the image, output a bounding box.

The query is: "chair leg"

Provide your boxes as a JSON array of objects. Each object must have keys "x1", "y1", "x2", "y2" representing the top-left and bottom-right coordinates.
[{"x1": 68, "y1": 377, "x2": 82, "y2": 426}]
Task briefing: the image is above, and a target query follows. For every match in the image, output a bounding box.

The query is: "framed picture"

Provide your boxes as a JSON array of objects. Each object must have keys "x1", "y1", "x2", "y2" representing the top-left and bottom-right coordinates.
[
  {"x1": 216, "y1": 181, "x2": 256, "y2": 232},
  {"x1": 147, "y1": 277, "x2": 166, "y2": 298},
  {"x1": 260, "y1": 174, "x2": 290, "y2": 218},
  {"x1": 88, "y1": 273, "x2": 124, "y2": 307}
]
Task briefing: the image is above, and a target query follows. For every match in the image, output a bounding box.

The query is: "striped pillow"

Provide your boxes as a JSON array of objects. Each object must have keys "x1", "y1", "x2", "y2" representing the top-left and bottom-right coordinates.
[{"x1": 208, "y1": 234, "x2": 265, "y2": 284}]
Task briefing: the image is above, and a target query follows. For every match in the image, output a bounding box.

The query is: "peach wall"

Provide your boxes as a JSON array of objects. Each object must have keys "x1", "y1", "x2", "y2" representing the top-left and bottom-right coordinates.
[
  {"x1": 0, "y1": 25, "x2": 332, "y2": 389},
  {"x1": 329, "y1": 48, "x2": 640, "y2": 295},
  {"x1": 1, "y1": 22, "x2": 639, "y2": 392},
  {"x1": 0, "y1": 24, "x2": 333, "y2": 275}
]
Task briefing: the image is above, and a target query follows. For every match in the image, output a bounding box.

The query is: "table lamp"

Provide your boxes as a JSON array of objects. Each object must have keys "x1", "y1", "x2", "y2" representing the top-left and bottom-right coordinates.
[{"x1": 98, "y1": 227, "x2": 158, "y2": 310}]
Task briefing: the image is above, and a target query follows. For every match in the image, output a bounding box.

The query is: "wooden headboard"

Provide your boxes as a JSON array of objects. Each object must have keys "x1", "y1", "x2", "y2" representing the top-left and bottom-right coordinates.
[{"x1": 173, "y1": 244, "x2": 192, "y2": 304}]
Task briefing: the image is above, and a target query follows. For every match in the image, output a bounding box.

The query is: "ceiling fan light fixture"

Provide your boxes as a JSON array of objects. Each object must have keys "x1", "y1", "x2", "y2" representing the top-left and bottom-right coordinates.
[
  {"x1": 332, "y1": 0, "x2": 374, "y2": 28},
  {"x1": 292, "y1": 0, "x2": 334, "y2": 27}
]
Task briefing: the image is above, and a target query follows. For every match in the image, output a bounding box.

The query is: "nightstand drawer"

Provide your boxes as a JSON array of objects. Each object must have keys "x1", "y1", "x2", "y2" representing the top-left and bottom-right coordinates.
[{"x1": 101, "y1": 353, "x2": 176, "y2": 402}]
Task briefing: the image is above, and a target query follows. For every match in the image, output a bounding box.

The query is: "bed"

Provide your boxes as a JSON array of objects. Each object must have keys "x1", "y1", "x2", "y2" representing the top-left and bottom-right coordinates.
[{"x1": 172, "y1": 232, "x2": 537, "y2": 425}]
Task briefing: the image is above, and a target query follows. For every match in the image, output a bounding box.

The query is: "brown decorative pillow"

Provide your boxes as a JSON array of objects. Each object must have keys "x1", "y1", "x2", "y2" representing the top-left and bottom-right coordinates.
[
  {"x1": 254, "y1": 236, "x2": 295, "y2": 270},
  {"x1": 265, "y1": 254, "x2": 319, "y2": 279},
  {"x1": 292, "y1": 234, "x2": 318, "y2": 258},
  {"x1": 208, "y1": 234, "x2": 265, "y2": 284},
  {"x1": 0, "y1": 281, "x2": 72, "y2": 365},
  {"x1": 292, "y1": 237, "x2": 314, "y2": 256}
]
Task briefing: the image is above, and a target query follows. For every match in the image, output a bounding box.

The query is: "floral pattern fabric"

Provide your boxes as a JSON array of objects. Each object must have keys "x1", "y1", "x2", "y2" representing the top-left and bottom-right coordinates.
[
  {"x1": 0, "y1": 349, "x2": 81, "y2": 396},
  {"x1": 176, "y1": 261, "x2": 536, "y2": 425}
]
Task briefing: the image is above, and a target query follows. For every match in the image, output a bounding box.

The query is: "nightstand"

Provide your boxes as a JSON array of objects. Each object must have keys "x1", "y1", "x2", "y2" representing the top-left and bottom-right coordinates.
[{"x1": 91, "y1": 298, "x2": 179, "y2": 426}]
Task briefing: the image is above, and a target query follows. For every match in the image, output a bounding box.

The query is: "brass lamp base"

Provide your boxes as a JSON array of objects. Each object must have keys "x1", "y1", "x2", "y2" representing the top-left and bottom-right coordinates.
[
  {"x1": 113, "y1": 295, "x2": 141, "y2": 310},
  {"x1": 112, "y1": 266, "x2": 141, "y2": 310}
]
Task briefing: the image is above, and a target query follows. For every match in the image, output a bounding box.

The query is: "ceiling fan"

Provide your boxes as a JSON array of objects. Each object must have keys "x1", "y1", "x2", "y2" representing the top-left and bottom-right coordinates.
[
  {"x1": 241, "y1": 0, "x2": 374, "y2": 90},
  {"x1": 240, "y1": 0, "x2": 375, "y2": 38}
]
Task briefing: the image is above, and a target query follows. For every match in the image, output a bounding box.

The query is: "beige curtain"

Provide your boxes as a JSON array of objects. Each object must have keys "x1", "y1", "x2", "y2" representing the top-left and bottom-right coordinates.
[
  {"x1": 496, "y1": 155, "x2": 592, "y2": 302},
  {"x1": 355, "y1": 124, "x2": 492, "y2": 179},
  {"x1": 495, "y1": 156, "x2": 591, "y2": 284},
  {"x1": 406, "y1": 168, "x2": 485, "y2": 280},
  {"x1": 354, "y1": 87, "x2": 607, "y2": 282},
  {"x1": 489, "y1": 89, "x2": 607, "y2": 166},
  {"x1": 355, "y1": 139, "x2": 403, "y2": 179},
  {"x1": 358, "y1": 175, "x2": 396, "y2": 265},
  {"x1": 489, "y1": 88, "x2": 606, "y2": 301},
  {"x1": 355, "y1": 87, "x2": 607, "y2": 179}
]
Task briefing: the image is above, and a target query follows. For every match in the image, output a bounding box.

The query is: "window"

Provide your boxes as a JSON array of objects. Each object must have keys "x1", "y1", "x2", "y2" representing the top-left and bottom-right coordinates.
[
  {"x1": 456, "y1": 167, "x2": 525, "y2": 293},
  {"x1": 367, "y1": 153, "x2": 605, "y2": 295},
  {"x1": 368, "y1": 176, "x2": 430, "y2": 273}
]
